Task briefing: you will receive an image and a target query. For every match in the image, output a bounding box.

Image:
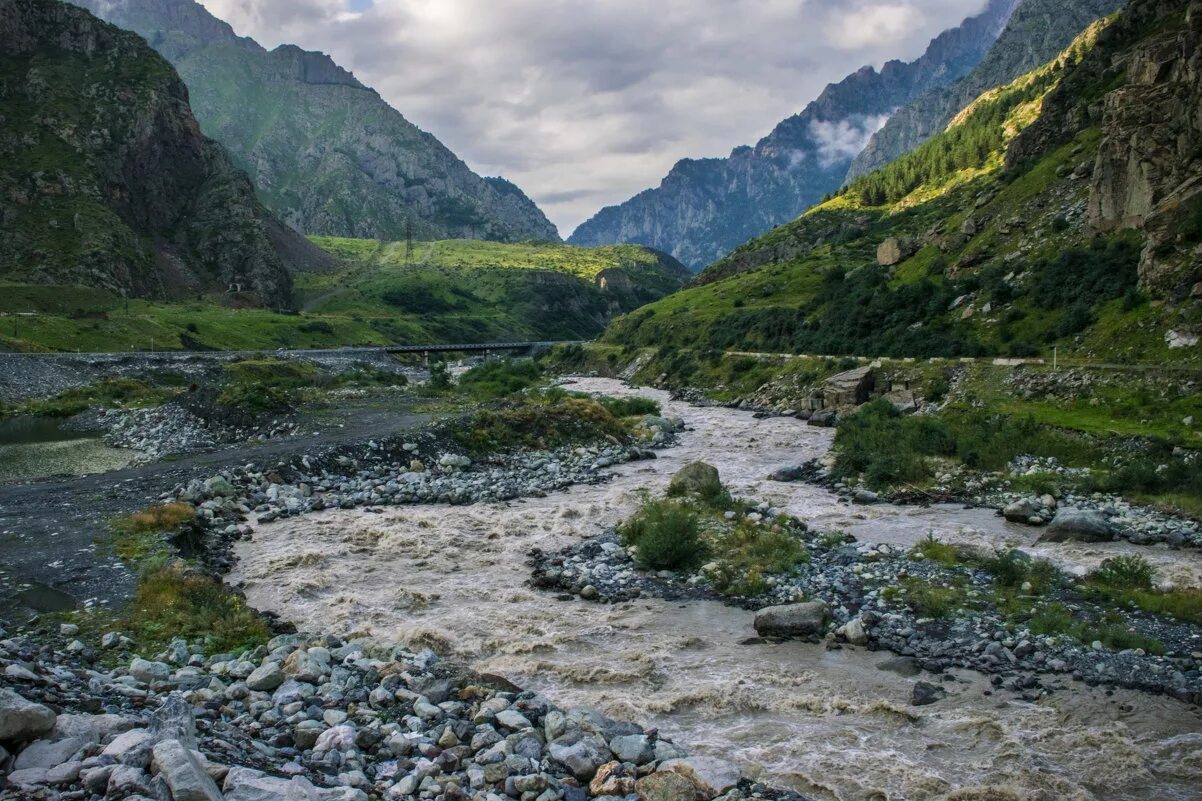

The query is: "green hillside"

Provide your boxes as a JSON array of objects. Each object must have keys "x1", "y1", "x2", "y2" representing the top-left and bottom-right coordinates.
[
  {"x1": 602, "y1": 3, "x2": 1202, "y2": 365},
  {"x1": 0, "y1": 239, "x2": 689, "y2": 352}
]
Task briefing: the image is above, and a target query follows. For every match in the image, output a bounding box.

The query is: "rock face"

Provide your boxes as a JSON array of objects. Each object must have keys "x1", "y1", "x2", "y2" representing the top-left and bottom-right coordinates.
[
  {"x1": 569, "y1": 0, "x2": 1018, "y2": 269},
  {"x1": 753, "y1": 601, "x2": 831, "y2": 638},
  {"x1": 1009, "y1": 0, "x2": 1202, "y2": 298},
  {"x1": 0, "y1": 0, "x2": 332, "y2": 308},
  {"x1": 849, "y1": 0, "x2": 1126, "y2": 179},
  {"x1": 72, "y1": 0, "x2": 560, "y2": 244}
]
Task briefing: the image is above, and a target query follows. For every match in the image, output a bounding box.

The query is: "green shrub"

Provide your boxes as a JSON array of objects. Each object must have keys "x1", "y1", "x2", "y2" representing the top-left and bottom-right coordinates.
[
  {"x1": 909, "y1": 533, "x2": 958, "y2": 566},
  {"x1": 428, "y1": 361, "x2": 453, "y2": 391},
  {"x1": 619, "y1": 499, "x2": 708, "y2": 571},
  {"x1": 595, "y1": 395, "x2": 661, "y2": 418},
  {"x1": 458, "y1": 359, "x2": 542, "y2": 399},
  {"x1": 126, "y1": 564, "x2": 269, "y2": 655},
  {"x1": 217, "y1": 381, "x2": 299, "y2": 414},
  {"x1": 900, "y1": 576, "x2": 967, "y2": 619},
  {"x1": 224, "y1": 359, "x2": 316, "y2": 388},
  {"x1": 1090, "y1": 555, "x2": 1155, "y2": 590},
  {"x1": 451, "y1": 395, "x2": 623, "y2": 454}
]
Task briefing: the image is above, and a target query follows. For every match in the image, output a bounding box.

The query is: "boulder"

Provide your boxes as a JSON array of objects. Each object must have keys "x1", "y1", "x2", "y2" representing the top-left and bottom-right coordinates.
[
  {"x1": 911, "y1": 681, "x2": 947, "y2": 706},
  {"x1": 837, "y1": 616, "x2": 868, "y2": 646},
  {"x1": 245, "y1": 662, "x2": 286, "y2": 692},
  {"x1": 590, "y1": 761, "x2": 638, "y2": 796},
  {"x1": 150, "y1": 739, "x2": 223, "y2": 801},
  {"x1": 658, "y1": 757, "x2": 741, "y2": 797},
  {"x1": 548, "y1": 730, "x2": 612, "y2": 781},
  {"x1": 767, "y1": 465, "x2": 806, "y2": 482},
  {"x1": 635, "y1": 771, "x2": 702, "y2": 801},
  {"x1": 1038, "y1": 509, "x2": 1113, "y2": 543},
  {"x1": 129, "y1": 658, "x2": 171, "y2": 685},
  {"x1": 0, "y1": 688, "x2": 56, "y2": 742},
  {"x1": 808, "y1": 409, "x2": 838, "y2": 427},
  {"x1": 668, "y1": 462, "x2": 722, "y2": 498},
  {"x1": 13, "y1": 737, "x2": 87, "y2": 770},
  {"x1": 753, "y1": 601, "x2": 830, "y2": 638},
  {"x1": 877, "y1": 236, "x2": 916, "y2": 266},
  {"x1": 609, "y1": 733, "x2": 655, "y2": 765},
  {"x1": 1002, "y1": 497, "x2": 1042, "y2": 524},
  {"x1": 822, "y1": 366, "x2": 874, "y2": 408},
  {"x1": 223, "y1": 766, "x2": 368, "y2": 801}
]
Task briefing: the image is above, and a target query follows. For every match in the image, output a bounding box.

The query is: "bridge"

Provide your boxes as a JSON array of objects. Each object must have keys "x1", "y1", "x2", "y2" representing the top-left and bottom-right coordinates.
[{"x1": 382, "y1": 341, "x2": 566, "y2": 361}]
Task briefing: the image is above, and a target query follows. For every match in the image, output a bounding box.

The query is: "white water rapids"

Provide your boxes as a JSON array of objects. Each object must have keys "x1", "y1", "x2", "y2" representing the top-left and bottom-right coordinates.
[{"x1": 230, "y1": 378, "x2": 1202, "y2": 801}]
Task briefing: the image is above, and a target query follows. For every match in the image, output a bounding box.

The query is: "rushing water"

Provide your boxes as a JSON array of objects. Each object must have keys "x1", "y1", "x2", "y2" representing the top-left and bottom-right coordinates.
[
  {"x1": 0, "y1": 415, "x2": 135, "y2": 484},
  {"x1": 230, "y1": 378, "x2": 1202, "y2": 801}
]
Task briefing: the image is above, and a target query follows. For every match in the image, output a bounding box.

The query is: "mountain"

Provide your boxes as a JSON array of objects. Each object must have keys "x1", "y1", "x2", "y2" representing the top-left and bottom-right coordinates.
[
  {"x1": 601, "y1": 0, "x2": 1201, "y2": 365},
  {"x1": 846, "y1": 0, "x2": 1127, "y2": 180},
  {"x1": 0, "y1": 0, "x2": 331, "y2": 308},
  {"x1": 70, "y1": 0, "x2": 561, "y2": 244},
  {"x1": 568, "y1": 0, "x2": 1020, "y2": 270}
]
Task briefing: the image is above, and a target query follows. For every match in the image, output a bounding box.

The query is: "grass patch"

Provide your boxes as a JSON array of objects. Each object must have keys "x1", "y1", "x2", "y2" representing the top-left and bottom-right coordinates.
[
  {"x1": 709, "y1": 522, "x2": 808, "y2": 596},
  {"x1": 909, "y1": 533, "x2": 959, "y2": 566},
  {"x1": 619, "y1": 498, "x2": 708, "y2": 571},
  {"x1": 594, "y1": 395, "x2": 661, "y2": 418},
  {"x1": 898, "y1": 576, "x2": 969, "y2": 618},
  {"x1": 7, "y1": 378, "x2": 171, "y2": 418},
  {"x1": 124, "y1": 563, "x2": 269, "y2": 655},
  {"x1": 456, "y1": 359, "x2": 544, "y2": 400},
  {"x1": 109, "y1": 502, "x2": 196, "y2": 565}
]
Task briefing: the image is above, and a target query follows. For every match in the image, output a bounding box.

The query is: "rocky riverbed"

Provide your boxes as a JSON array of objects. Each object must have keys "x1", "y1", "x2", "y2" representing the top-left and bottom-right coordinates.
[
  {"x1": 223, "y1": 377, "x2": 1202, "y2": 801},
  {"x1": 1, "y1": 626, "x2": 782, "y2": 801}
]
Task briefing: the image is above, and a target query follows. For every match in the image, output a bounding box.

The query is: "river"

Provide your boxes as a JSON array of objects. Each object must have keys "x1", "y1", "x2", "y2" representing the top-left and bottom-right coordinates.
[{"x1": 229, "y1": 378, "x2": 1202, "y2": 801}]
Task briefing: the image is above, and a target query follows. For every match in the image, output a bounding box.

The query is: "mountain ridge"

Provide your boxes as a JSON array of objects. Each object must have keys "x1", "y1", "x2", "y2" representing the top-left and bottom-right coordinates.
[
  {"x1": 70, "y1": 0, "x2": 562, "y2": 244},
  {"x1": 0, "y1": 0, "x2": 332, "y2": 308},
  {"x1": 567, "y1": 0, "x2": 1021, "y2": 269}
]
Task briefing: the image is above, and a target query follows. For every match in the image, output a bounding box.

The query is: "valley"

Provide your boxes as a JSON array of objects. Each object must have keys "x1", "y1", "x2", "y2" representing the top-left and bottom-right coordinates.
[{"x1": 1, "y1": 0, "x2": 1201, "y2": 800}]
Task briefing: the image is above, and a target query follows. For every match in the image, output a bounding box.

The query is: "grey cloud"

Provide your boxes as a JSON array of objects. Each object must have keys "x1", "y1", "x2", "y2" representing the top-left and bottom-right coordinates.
[{"x1": 200, "y1": 0, "x2": 986, "y2": 235}]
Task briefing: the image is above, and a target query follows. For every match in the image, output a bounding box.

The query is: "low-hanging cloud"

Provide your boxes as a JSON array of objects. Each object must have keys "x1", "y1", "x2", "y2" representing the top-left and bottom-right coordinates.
[
  {"x1": 199, "y1": 0, "x2": 986, "y2": 236},
  {"x1": 809, "y1": 113, "x2": 893, "y2": 167}
]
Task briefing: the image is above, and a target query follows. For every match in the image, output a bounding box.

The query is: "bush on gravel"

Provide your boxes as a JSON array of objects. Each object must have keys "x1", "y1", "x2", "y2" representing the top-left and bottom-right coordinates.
[
  {"x1": 452, "y1": 394, "x2": 624, "y2": 454},
  {"x1": 126, "y1": 563, "x2": 269, "y2": 655},
  {"x1": 619, "y1": 498, "x2": 708, "y2": 571}
]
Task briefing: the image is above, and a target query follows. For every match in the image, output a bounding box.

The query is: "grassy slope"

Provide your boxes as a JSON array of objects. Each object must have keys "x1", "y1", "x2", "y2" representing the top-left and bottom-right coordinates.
[
  {"x1": 0, "y1": 239, "x2": 688, "y2": 352},
  {"x1": 602, "y1": 16, "x2": 1199, "y2": 366}
]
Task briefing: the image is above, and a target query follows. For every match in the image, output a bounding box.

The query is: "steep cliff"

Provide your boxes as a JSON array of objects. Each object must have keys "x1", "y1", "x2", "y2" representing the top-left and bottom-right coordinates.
[
  {"x1": 847, "y1": 0, "x2": 1127, "y2": 180},
  {"x1": 71, "y1": 0, "x2": 561, "y2": 244},
  {"x1": 568, "y1": 0, "x2": 1020, "y2": 270},
  {"x1": 0, "y1": 0, "x2": 329, "y2": 307}
]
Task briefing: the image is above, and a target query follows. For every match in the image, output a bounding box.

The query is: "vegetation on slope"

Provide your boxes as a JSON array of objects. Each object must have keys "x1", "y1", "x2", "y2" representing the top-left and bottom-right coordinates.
[
  {"x1": 0, "y1": 239, "x2": 688, "y2": 352},
  {"x1": 602, "y1": 8, "x2": 1200, "y2": 365}
]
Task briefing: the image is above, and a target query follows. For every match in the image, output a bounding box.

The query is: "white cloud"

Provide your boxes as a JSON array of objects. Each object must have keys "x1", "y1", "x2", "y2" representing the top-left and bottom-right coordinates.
[
  {"x1": 809, "y1": 113, "x2": 893, "y2": 166},
  {"x1": 198, "y1": 0, "x2": 987, "y2": 235}
]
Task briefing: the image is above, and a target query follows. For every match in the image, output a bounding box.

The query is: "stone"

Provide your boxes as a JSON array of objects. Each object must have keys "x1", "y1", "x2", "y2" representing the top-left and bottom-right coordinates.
[
  {"x1": 1003, "y1": 498, "x2": 1042, "y2": 524},
  {"x1": 1038, "y1": 509, "x2": 1113, "y2": 543},
  {"x1": 103, "y1": 729, "x2": 154, "y2": 758},
  {"x1": 668, "y1": 462, "x2": 722, "y2": 497},
  {"x1": 548, "y1": 730, "x2": 612, "y2": 781},
  {"x1": 13, "y1": 737, "x2": 87, "y2": 770},
  {"x1": 753, "y1": 601, "x2": 830, "y2": 638},
  {"x1": 822, "y1": 366, "x2": 875, "y2": 408},
  {"x1": 877, "y1": 236, "x2": 916, "y2": 266},
  {"x1": 609, "y1": 733, "x2": 654, "y2": 765},
  {"x1": 129, "y1": 658, "x2": 171, "y2": 684},
  {"x1": 590, "y1": 761, "x2": 638, "y2": 796},
  {"x1": 658, "y1": 757, "x2": 741, "y2": 797},
  {"x1": 808, "y1": 409, "x2": 838, "y2": 427},
  {"x1": 246, "y1": 662, "x2": 286, "y2": 691},
  {"x1": 5, "y1": 767, "x2": 50, "y2": 787},
  {"x1": 911, "y1": 681, "x2": 947, "y2": 706},
  {"x1": 635, "y1": 771, "x2": 701, "y2": 801},
  {"x1": 494, "y1": 709, "x2": 532, "y2": 730},
  {"x1": 0, "y1": 688, "x2": 56, "y2": 741},
  {"x1": 283, "y1": 649, "x2": 327, "y2": 683},
  {"x1": 837, "y1": 616, "x2": 868, "y2": 646},
  {"x1": 205, "y1": 476, "x2": 236, "y2": 497},
  {"x1": 151, "y1": 739, "x2": 223, "y2": 801}
]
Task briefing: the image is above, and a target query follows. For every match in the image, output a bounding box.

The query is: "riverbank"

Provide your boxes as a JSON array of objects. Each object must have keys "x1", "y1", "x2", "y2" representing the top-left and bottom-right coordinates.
[{"x1": 227, "y1": 377, "x2": 1202, "y2": 801}]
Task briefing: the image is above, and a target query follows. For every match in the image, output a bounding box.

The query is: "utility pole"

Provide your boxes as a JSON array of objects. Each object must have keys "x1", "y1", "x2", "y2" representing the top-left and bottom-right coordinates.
[
  {"x1": 405, "y1": 218, "x2": 414, "y2": 264},
  {"x1": 1053, "y1": 346, "x2": 1058, "y2": 370}
]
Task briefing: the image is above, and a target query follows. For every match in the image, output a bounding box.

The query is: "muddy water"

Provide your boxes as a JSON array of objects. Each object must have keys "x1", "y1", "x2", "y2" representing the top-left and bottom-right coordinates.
[
  {"x1": 0, "y1": 415, "x2": 135, "y2": 484},
  {"x1": 231, "y1": 378, "x2": 1202, "y2": 801}
]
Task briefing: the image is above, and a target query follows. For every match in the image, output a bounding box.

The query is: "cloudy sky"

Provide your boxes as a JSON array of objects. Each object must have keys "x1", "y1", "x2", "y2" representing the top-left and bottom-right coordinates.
[{"x1": 200, "y1": 0, "x2": 986, "y2": 237}]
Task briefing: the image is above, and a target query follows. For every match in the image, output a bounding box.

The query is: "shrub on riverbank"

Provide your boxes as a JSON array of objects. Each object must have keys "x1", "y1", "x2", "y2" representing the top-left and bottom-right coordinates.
[
  {"x1": 110, "y1": 502, "x2": 196, "y2": 565},
  {"x1": 126, "y1": 563, "x2": 268, "y2": 654},
  {"x1": 456, "y1": 359, "x2": 543, "y2": 399},
  {"x1": 619, "y1": 498, "x2": 708, "y2": 570},
  {"x1": 451, "y1": 394, "x2": 625, "y2": 454},
  {"x1": 5, "y1": 378, "x2": 171, "y2": 418}
]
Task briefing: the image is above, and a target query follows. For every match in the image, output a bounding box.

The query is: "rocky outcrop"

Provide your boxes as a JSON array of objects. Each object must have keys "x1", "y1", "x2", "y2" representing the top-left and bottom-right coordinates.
[
  {"x1": 0, "y1": 0, "x2": 331, "y2": 307},
  {"x1": 877, "y1": 236, "x2": 918, "y2": 266},
  {"x1": 72, "y1": 0, "x2": 560, "y2": 244},
  {"x1": 1087, "y1": 2, "x2": 1202, "y2": 294},
  {"x1": 848, "y1": 0, "x2": 1125, "y2": 180},
  {"x1": 569, "y1": 0, "x2": 1019, "y2": 270}
]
